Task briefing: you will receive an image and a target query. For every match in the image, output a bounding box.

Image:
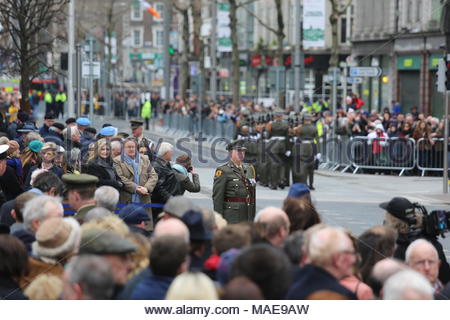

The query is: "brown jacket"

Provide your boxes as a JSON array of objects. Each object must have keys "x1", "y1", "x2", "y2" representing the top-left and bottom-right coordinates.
[
  {"x1": 20, "y1": 257, "x2": 64, "y2": 289},
  {"x1": 113, "y1": 154, "x2": 158, "y2": 204}
]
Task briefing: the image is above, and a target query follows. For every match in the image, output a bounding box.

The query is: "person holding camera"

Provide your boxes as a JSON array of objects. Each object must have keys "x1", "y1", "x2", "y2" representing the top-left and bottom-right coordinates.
[
  {"x1": 380, "y1": 197, "x2": 450, "y2": 284},
  {"x1": 172, "y1": 154, "x2": 200, "y2": 195}
]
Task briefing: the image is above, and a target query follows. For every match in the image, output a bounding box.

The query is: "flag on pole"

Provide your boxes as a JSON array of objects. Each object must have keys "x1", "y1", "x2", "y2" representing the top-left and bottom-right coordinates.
[{"x1": 138, "y1": 0, "x2": 161, "y2": 19}]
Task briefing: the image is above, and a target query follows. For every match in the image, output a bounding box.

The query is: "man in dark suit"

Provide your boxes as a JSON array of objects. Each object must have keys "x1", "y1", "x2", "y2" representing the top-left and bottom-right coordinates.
[{"x1": 286, "y1": 226, "x2": 357, "y2": 300}]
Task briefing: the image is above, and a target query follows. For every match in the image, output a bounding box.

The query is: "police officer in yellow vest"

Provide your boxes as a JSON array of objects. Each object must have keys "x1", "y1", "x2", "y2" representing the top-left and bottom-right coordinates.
[
  {"x1": 44, "y1": 91, "x2": 54, "y2": 115},
  {"x1": 141, "y1": 100, "x2": 152, "y2": 130},
  {"x1": 55, "y1": 91, "x2": 67, "y2": 118},
  {"x1": 213, "y1": 140, "x2": 256, "y2": 224}
]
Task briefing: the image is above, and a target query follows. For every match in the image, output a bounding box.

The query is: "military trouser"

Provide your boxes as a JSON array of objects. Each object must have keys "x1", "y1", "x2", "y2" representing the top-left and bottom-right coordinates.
[{"x1": 292, "y1": 141, "x2": 316, "y2": 186}]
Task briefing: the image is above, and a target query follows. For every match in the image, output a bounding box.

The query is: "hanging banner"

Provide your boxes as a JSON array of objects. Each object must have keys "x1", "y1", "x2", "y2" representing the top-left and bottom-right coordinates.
[
  {"x1": 217, "y1": 2, "x2": 232, "y2": 52},
  {"x1": 303, "y1": 0, "x2": 326, "y2": 48}
]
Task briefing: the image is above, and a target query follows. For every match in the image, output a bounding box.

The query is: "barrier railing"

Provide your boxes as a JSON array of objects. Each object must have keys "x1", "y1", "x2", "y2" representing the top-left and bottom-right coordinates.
[
  {"x1": 416, "y1": 138, "x2": 447, "y2": 176},
  {"x1": 161, "y1": 112, "x2": 236, "y2": 141},
  {"x1": 350, "y1": 136, "x2": 416, "y2": 176}
]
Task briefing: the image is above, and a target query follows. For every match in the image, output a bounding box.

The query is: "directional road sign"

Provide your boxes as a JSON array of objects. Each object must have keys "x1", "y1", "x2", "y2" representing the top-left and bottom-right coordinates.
[
  {"x1": 347, "y1": 77, "x2": 363, "y2": 84},
  {"x1": 349, "y1": 67, "x2": 382, "y2": 78}
]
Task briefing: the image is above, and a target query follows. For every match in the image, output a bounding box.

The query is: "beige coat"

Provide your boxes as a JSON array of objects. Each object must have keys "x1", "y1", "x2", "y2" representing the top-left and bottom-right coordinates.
[{"x1": 113, "y1": 154, "x2": 158, "y2": 204}]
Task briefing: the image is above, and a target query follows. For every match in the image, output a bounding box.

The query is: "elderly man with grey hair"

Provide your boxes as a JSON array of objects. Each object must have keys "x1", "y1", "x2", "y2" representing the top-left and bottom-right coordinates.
[
  {"x1": 151, "y1": 142, "x2": 180, "y2": 220},
  {"x1": 94, "y1": 186, "x2": 120, "y2": 212},
  {"x1": 383, "y1": 269, "x2": 434, "y2": 300},
  {"x1": 13, "y1": 195, "x2": 64, "y2": 253},
  {"x1": 405, "y1": 239, "x2": 444, "y2": 296},
  {"x1": 63, "y1": 254, "x2": 115, "y2": 299},
  {"x1": 286, "y1": 226, "x2": 357, "y2": 299}
]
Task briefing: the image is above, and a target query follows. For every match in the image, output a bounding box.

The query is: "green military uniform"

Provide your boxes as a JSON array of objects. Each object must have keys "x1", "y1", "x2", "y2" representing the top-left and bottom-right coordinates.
[
  {"x1": 292, "y1": 114, "x2": 318, "y2": 189},
  {"x1": 213, "y1": 142, "x2": 256, "y2": 224},
  {"x1": 62, "y1": 173, "x2": 99, "y2": 224},
  {"x1": 268, "y1": 111, "x2": 289, "y2": 189},
  {"x1": 130, "y1": 119, "x2": 152, "y2": 149},
  {"x1": 256, "y1": 125, "x2": 270, "y2": 186}
]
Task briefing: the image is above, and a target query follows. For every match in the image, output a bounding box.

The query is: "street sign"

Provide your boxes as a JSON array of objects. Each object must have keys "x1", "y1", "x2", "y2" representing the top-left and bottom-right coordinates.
[
  {"x1": 325, "y1": 67, "x2": 341, "y2": 83},
  {"x1": 82, "y1": 62, "x2": 100, "y2": 79},
  {"x1": 347, "y1": 77, "x2": 363, "y2": 84},
  {"x1": 349, "y1": 67, "x2": 382, "y2": 77},
  {"x1": 437, "y1": 58, "x2": 447, "y2": 93}
]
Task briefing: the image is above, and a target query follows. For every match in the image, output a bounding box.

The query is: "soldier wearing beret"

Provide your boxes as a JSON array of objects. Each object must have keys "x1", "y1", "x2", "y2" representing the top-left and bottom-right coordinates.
[
  {"x1": 212, "y1": 141, "x2": 256, "y2": 224},
  {"x1": 62, "y1": 173, "x2": 99, "y2": 224}
]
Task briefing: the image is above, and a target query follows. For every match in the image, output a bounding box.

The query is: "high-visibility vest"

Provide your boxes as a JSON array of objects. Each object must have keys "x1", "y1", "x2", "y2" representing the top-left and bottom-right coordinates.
[
  {"x1": 316, "y1": 121, "x2": 323, "y2": 137},
  {"x1": 44, "y1": 93, "x2": 53, "y2": 103},
  {"x1": 56, "y1": 93, "x2": 67, "y2": 103},
  {"x1": 313, "y1": 102, "x2": 322, "y2": 113},
  {"x1": 141, "y1": 100, "x2": 152, "y2": 118},
  {"x1": 303, "y1": 103, "x2": 313, "y2": 113}
]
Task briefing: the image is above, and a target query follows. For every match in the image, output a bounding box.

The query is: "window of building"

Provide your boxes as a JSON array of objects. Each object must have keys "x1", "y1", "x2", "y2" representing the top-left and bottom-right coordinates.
[
  {"x1": 153, "y1": 27, "x2": 164, "y2": 47},
  {"x1": 132, "y1": 28, "x2": 143, "y2": 47},
  {"x1": 154, "y1": 2, "x2": 164, "y2": 21},
  {"x1": 131, "y1": 2, "x2": 143, "y2": 21}
]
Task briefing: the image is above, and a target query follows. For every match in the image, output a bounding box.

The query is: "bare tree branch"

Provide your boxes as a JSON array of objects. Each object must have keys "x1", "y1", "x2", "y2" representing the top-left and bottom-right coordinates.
[
  {"x1": 237, "y1": 0, "x2": 258, "y2": 8},
  {"x1": 241, "y1": 4, "x2": 280, "y2": 36}
]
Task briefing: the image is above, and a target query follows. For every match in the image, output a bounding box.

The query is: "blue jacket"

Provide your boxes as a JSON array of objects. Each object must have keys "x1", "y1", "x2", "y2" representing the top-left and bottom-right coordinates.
[
  {"x1": 129, "y1": 274, "x2": 173, "y2": 300},
  {"x1": 286, "y1": 264, "x2": 356, "y2": 300}
]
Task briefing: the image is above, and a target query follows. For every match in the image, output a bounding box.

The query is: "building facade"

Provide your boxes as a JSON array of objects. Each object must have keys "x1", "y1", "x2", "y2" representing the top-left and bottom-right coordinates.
[{"x1": 352, "y1": 0, "x2": 445, "y2": 116}]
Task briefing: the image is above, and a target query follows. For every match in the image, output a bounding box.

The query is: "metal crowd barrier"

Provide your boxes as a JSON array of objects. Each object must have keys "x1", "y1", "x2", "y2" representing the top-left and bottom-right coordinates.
[
  {"x1": 320, "y1": 135, "x2": 353, "y2": 173},
  {"x1": 416, "y1": 138, "x2": 448, "y2": 176},
  {"x1": 350, "y1": 136, "x2": 416, "y2": 176},
  {"x1": 161, "y1": 113, "x2": 236, "y2": 140}
]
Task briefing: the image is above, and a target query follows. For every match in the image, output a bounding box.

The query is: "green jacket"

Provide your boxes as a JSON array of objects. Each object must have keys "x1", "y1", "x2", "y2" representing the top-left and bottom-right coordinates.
[
  {"x1": 212, "y1": 161, "x2": 256, "y2": 224},
  {"x1": 141, "y1": 101, "x2": 152, "y2": 119}
]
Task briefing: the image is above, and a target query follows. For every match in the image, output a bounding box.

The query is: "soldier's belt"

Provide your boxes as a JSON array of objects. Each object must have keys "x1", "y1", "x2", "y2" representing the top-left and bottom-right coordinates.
[
  {"x1": 270, "y1": 136, "x2": 286, "y2": 141},
  {"x1": 225, "y1": 197, "x2": 251, "y2": 203}
]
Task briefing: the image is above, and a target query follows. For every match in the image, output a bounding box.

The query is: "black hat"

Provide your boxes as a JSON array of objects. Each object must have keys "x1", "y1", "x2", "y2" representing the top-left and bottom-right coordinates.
[
  {"x1": 102, "y1": 123, "x2": 113, "y2": 128},
  {"x1": 181, "y1": 210, "x2": 212, "y2": 241},
  {"x1": 226, "y1": 140, "x2": 247, "y2": 151},
  {"x1": 17, "y1": 111, "x2": 29, "y2": 123},
  {"x1": 84, "y1": 127, "x2": 97, "y2": 135},
  {"x1": 52, "y1": 122, "x2": 65, "y2": 131},
  {"x1": 118, "y1": 204, "x2": 151, "y2": 225},
  {"x1": 65, "y1": 118, "x2": 76, "y2": 125},
  {"x1": 44, "y1": 112, "x2": 56, "y2": 120},
  {"x1": 130, "y1": 119, "x2": 143, "y2": 129},
  {"x1": 17, "y1": 123, "x2": 37, "y2": 133},
  {"x1": 379, "y1": 197, "x2": 415, "y2": 222}
]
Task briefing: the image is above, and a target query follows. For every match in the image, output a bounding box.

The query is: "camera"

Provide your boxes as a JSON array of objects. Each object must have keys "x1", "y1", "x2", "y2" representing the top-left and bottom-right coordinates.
[
  {"x1": 187, "y1": 166, "x2": 193, "y2": 173},
  {"x1": 410, "y1": 203, "x2": 450, "y2": 238}
]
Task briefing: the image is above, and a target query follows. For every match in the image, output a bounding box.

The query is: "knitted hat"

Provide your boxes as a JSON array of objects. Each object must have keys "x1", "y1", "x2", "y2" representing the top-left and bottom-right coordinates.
[{"x1": 32, "y1": 217, "x2": 81, "y2": 259}]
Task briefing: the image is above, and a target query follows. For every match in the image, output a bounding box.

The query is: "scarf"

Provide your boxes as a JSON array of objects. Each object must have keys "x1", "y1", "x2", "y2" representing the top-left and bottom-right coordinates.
[{"x1": 122, "y1": 152, "x2": 141, "y2": 202}]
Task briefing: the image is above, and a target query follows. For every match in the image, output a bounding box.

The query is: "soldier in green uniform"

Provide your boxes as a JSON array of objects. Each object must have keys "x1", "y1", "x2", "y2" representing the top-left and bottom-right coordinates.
[
  {"x1": 267, "y1": 109, "x2": 289, "y2": 190},
  {"x1": 130, "y1": 119, "x2": 152, "y2": 149},
  {"x1": 256, "y1": 118, "x2": 270, "y2": 187},
  {"x1": 292, "y1": 114, "x2": 318, "y2": 189},
  {"x1": 213, "y1": 141, "x2": 256, "y2": 224},
  {"x1": 62, "y1": 173, "x2": 99, "y2": 224}
]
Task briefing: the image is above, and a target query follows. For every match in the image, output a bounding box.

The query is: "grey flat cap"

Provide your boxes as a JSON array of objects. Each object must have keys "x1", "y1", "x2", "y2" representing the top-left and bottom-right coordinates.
[
  {"x1": 163, "y1": 196, "x2": 195, "y2": 218},
  {"x1": 79, "y1": 230, "x2": 136, "y2": 255}
]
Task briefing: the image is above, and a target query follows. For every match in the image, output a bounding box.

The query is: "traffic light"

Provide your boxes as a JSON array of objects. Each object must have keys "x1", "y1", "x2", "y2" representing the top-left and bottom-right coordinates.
[{"x1": 168, "y1": 46, "x2": 175, "y2": 55}]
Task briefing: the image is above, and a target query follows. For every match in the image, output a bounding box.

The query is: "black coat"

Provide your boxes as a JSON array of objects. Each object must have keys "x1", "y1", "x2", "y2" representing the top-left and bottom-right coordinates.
[
  {"x1": 84, "y1": 158, "x2": 123, "y2": 190},
  {"x1": 24, "y1": 165, "x2": 63, "y2": 189},
  {"x1": 0, "y1": 167, "x2": 23, "y2": 201},
  {"x1": 151, "y1": 157, "x2": 180, "y2": 206},
  {"x1": 286, "y1": 264, "x2": 357, "y2": 300},
  {"x1": 0, "y1": 277, "x2": 28, "y2": 300}
]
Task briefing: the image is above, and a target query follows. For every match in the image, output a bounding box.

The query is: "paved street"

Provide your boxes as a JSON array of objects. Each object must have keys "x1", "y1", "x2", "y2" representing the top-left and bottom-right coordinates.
[{"x1": 91, "y1": 117, "x2": 450, "y2": 259}]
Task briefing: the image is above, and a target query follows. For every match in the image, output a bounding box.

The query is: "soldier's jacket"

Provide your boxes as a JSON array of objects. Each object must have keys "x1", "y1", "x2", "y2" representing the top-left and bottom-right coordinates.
[
  {"x1": 213, "y1": 161, "x2": 256, "y2": 224},
  {"x1": 269, "y1": 120, "x2": 289, "y2": 154},
  {"x1": 296, "y1": 123, "x2": 318, "y2": 158}
]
